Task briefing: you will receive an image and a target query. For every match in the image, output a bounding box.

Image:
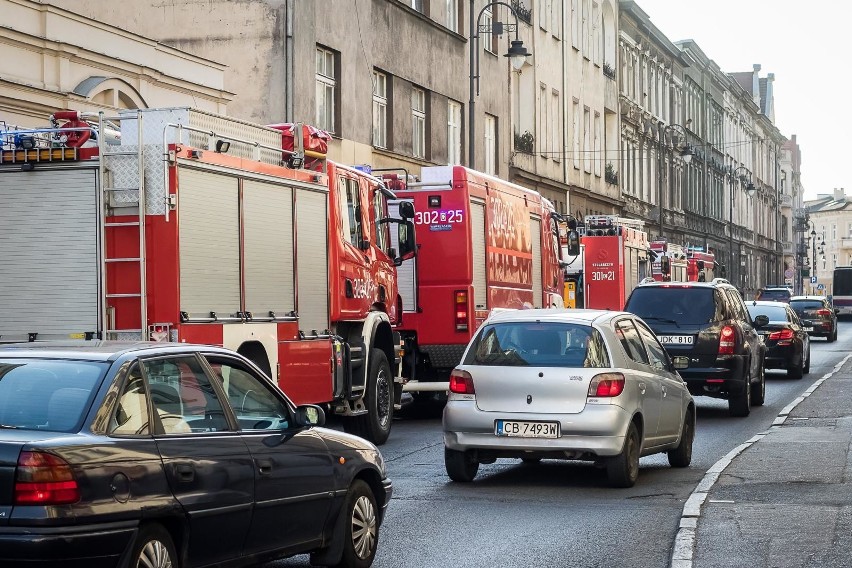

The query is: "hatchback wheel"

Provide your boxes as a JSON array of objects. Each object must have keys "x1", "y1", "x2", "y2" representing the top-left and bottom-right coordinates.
[
  {"x1": 728, "y1": 370, "x2": 751, "y2": 417},
  {"x1": 445, "y1": 447, "x2": 479, "y2": 482},
  {"x1": 132, "y1": 524, "x2": 177, "y2": 568},
  {"x1": 668, "y1": 410, "x2": 694, "y2": 468},
  {"x1": 607, "y1": 422, "x2": 640, "y2": 488},
  {"x1": 335, "y1": 480, "x2": 379, "y2": 568}
]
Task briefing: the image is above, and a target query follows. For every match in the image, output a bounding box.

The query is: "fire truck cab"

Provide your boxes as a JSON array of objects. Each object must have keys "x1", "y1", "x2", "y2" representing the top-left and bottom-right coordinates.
[{"x1": 0, "y1": 107, "x2": 416, "y2": 444}]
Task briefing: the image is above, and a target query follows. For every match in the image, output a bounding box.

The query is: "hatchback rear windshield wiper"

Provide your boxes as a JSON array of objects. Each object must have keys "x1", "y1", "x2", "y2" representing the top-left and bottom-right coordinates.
[{"x1": 642, "y1": 316, "x2": 680, "y2": 328}]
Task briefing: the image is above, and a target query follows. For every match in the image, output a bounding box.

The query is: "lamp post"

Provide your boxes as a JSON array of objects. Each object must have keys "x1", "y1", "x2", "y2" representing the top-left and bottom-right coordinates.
[
  {"x1": 729, "y1": 165, "x2": 756, "y2": 288},
  {"x1": 807, "y1": 221, "x2": 825, "y2": 294},
  {"x1": 656, "y1": 123, "x2": 693, "y2": 240},
  {"x1": 468, "y1": 1, "x2": 531, "y2": 169}
]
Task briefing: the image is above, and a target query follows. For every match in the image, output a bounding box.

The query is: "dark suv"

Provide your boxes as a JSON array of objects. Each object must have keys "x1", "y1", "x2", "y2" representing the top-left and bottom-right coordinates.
[
  {"x1": 789, "y1": 295, "x2": 839, "y2": 342},
  {"x1": 624, "y1": 278, "x2": 768, "y2": 417}
]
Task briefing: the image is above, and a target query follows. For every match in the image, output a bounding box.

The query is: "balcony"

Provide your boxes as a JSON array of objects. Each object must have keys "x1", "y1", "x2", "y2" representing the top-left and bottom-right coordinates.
[
  {"x1": 779, "y1": 193, "x2": 793, "y2": 209},
  {"x1": 842, "y1": 237, "x2": 852, "y2": 250}
]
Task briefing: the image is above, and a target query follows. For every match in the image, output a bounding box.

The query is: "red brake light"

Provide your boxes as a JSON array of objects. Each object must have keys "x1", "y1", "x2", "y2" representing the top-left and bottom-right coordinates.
[
  {"x1": 449, "y1": 369, "x2": 475, "y2": 394},
  {"x1": 588, "y1": 373, "x2": 625, "y2": 397},
  {"x1": 15, "y1": 451, "x2": 80, "y2": 505},
  {"x1": 454, "y1": 290, "x2": 469, "y2": 332},
  {"x1": 817, "y1": 309, "x2": 831, "y2": 317},
  {"x1": 768, "y1": 328, "x2": 794, "y2": 341},
  {"x1": 719, "y1": 325, "x2": 735, "y2": 355}
]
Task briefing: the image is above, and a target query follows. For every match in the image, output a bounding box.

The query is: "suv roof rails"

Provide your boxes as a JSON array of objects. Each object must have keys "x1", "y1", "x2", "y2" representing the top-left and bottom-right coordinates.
[
  {"x1": 711, "y1": 278, "x2": 730, "y2": 285},
  {"x1": 639, "y1": 277, "x2": 656, "y2": 284}
]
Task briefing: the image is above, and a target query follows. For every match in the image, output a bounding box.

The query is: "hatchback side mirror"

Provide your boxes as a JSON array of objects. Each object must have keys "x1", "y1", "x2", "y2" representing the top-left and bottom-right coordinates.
[{"x1": 294, "y1": 404, "x2": 326, "y2": 427}]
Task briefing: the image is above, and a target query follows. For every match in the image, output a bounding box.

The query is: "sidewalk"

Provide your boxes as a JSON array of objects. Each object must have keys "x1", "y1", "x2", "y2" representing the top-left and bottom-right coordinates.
[{"x1": 672, "y1": 353, "x2": 852, "y2": 568}]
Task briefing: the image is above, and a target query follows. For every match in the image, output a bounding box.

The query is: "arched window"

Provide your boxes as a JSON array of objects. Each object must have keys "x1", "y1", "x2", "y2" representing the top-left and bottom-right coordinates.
[
  {"x1": 73, "y1": 77, "x2": 147, "y2": 109},
  {"x1": 602, "y1": 2, "x2": 616, "y2": 70}
]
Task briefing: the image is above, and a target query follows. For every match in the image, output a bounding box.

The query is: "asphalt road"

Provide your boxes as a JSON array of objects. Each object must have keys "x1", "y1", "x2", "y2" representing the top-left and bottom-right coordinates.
[{"x1": 269, "y1": 322, "x2": 851, "y2": 568}]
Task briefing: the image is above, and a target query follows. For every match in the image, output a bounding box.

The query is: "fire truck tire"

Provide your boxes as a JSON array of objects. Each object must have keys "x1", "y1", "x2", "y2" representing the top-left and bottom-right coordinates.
[{"x1": 346, "y1": 349, "x2": 393, "y2": 445}]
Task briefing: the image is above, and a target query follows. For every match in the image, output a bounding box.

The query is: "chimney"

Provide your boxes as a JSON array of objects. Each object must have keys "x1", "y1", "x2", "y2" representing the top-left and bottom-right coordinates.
[{"x1": 834, "y1": 187, "x2": 845, "y2": 201}]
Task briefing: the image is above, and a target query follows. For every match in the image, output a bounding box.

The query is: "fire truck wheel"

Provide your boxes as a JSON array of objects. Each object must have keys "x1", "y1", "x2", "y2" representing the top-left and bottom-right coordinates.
[{"x1": 347, "y1": 349, "x2": 393, "y2": 445}]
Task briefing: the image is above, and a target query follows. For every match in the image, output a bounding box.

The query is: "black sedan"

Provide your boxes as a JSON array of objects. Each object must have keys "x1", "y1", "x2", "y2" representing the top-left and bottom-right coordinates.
[
  {"x1": 746, "y1": 301, "x2": 810, "y2": 380},
  {"x1": 0, "y1": 342, "x2": 391, "y2": 568}
]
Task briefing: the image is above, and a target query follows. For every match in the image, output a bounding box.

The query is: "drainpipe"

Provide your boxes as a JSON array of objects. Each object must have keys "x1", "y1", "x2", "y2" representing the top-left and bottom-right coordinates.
[{"x1": 285, "y1": 0, "x2": 295, "y2": 122}]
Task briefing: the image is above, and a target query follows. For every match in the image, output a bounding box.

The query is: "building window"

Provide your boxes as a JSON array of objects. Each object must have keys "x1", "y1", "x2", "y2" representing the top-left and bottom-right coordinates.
[
  {"x1": 583, "y1": 107, "x2": 591, "y2": 173},
  {"x1": 482, "y1": 8, "x2": 496, "y2": 54},
  {"x1": 372, "y1": 71, "x2": 388, "y2": 149},
  {"x1": 571, "y1": 0, "x2": 580, "y2": 49},
  {"x1": 409, "y1": 0, "x2": 424, "y2": 12},
  {"x1": 539, "y1": 83, "x2": 548, "y2": 157},
  {"x1": 552, "y1": 90, "x2": 560, "y2": 163},
  {"x1": 448, "y1": 100, "x2": 462, "y2": 165},
  {"x1": 446, "y1": 0, "x2": 459, "y2": 32},
  {"x1": 484, "y1": 114, "x2": 497, "y2": 175},
  {"x1": 572, "y1": 100, "x2": 580, "y2": 170},
  {"x1": 412, "y1": 88, "x2": 426, "y2": 159},
  {"x1": 593, "y1": 112, "x2": 601, "y2": 176},
  {"x1": 316, "y1": 46, "x2": 337, "y2": 133}
]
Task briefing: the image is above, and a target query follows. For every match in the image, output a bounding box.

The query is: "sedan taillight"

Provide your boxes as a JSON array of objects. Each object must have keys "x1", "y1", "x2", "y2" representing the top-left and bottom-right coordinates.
[
  {"x1": 817, "y1": 309, "x2": 831, "y2": 317},
  {"x1": 719, "y1": 325, "x2": 735, "y2": 355},
  {"x1": 15, "y1": 451, "x2": 80, "y2": 505},
  {"x1": 449, "y1": 369, "x2": 475, "y2": 394},
  {"x1": 588, "y1": 373, "x2": 625, "y2": 397},
  {"x1": 768, "y1": 328, "x2": 794, "y2": 341}
]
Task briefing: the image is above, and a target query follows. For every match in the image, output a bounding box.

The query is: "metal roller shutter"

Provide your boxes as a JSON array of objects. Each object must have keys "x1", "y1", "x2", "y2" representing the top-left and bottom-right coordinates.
[
  {"x1": 0, "y1": 167, "x2": 99, "y2": 338},
  {"x1": 178, "y1": 168, "x2": 240, "y2": 317},
  {"x1": 243, "y1": 180, "x2": 295, "y2": 316},
  {"x1": 471, "y1": 200, "x2": 487, "y2": 310},
  {"x1": 295, "y1": 188, "x2": 329, "y2": 333}
]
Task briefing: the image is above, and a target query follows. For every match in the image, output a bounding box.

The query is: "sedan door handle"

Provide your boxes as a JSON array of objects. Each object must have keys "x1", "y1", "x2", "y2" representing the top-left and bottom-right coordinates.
[
  {"x1": 175, "y1": 463, "x2": 195, "y2": 483},
  {"x1": 256, "y1": 459, "x2": 273, "y2": 476}
]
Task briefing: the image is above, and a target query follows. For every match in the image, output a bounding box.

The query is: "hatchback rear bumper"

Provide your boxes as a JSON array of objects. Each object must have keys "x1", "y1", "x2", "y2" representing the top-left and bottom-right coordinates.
[{"x1": 0, "y1": 520, "x2": 137, "y2": 568}]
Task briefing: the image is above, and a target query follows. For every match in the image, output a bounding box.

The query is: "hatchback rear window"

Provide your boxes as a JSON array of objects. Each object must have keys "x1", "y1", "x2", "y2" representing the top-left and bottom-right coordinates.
[
  {"x1": 626, "y1": 287, "x2": 718, "y2": 325},
  {"x1": 0, "y1": 360, "x2": 107, "y2": 432},
  {"x1": 757, "y1": 289, "x2": 791, "y2": 301},
  {"x1": 789, "y1": 300, "x2": 824, "y2": 311},
  {"x1": 463, "y1": 322, "x2": 610, "y2": 368}
]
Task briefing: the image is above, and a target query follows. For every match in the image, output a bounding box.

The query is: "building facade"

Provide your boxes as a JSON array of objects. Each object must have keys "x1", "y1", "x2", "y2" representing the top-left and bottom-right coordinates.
[{"x1": 805, "y1": 189, "x2": 852, "y2": 296}]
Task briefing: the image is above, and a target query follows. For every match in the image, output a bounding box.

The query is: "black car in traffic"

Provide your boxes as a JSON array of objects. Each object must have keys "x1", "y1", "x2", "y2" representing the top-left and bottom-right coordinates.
[
  {"x1": 789, "y1": 295, "x2": 839, "y2": 342},
  {"x1": 624, "y1": 278, "x2": 768, "y2": 417},
  {"x1": 0, "y1": 342, "x2": 391, "y2": 568},
  {"x1": 746, "y1": 300, "x2": 811, "y2": 379}
]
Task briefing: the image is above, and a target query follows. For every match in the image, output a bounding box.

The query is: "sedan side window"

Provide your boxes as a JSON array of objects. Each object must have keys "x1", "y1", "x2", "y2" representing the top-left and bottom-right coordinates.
[
  {"x1": 634, "y1": 320, "x2": 669, "y2": 371},
  {"x1": 111, "y1": 364, "x2": 150, "y2": 436},
  {"x1": 205, "y1": 356, "x2": 291, "y2": 431},
  {"x1": 614, "y1": 319, "x2": 649, "y2": 365}
]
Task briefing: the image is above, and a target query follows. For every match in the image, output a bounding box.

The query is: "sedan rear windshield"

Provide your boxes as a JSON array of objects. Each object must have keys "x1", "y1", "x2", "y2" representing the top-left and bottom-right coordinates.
[
  {"x1": 626, "y1": 287, "x2": 718, "y2": 326},
  {"x1": 747, "y1": 304, "x2": 788, "y2": 323},
  {"x1": 789, "y1": 300, "x2": 825, "y2": 311},
  {"x1": 462, "y1": 322, "x2": 610, "y2": 368},
  {"x1": 0, "y1": 359, "x2": 108, "y2": 432}
]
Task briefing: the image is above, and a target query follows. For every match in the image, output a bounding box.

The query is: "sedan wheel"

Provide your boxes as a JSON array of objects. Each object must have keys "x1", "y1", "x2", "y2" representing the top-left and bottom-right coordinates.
[
  {"x1": 132, "y1": 525, "x2": 176, "y2": 568},
  {"x1": 336, "y1": 480, "x2": 378, "y2": 568},
  {"x1": 667, "y1": 410, "x2": 694, "y2": 468},
  {"x1": 788, "y1": 355, "x2": 804, "y2": 380},
  {"x1": 445, "y1": 447, "x2": 479, "y2": 482},
  {"x1": 607, "y1": 422, "x2": 640, "y2": 488}
]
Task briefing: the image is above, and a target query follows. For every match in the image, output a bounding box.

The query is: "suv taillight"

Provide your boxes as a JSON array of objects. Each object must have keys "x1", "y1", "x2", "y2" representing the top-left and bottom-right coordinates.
[
  {"x1": 719, "y1": 325, "x2": 735, "y2": 355},
  {"x1": 15, "y1": 451, "x2": 80, "y2": 505},
  {"x1": 454, "y1": 290, "x2": 469, "y2": 332},
  {"x1": 588, "y1": 373, "x2": 625, "y2": 397},
  {"x1": 449, "y1": 369, "x2": 475, "y2": 394}
]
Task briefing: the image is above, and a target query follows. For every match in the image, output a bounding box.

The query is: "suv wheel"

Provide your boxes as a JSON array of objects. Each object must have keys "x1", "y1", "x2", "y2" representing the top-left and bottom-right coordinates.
[
  {"x1": 803, "y1": 345, "x2": 811, "y2": 374},
  {"x1": 751, "y1": 363, "x2": 766, "y2": 406},
  {"x1": 728, "y1": 369, "x2": 751, "y2": 417}
]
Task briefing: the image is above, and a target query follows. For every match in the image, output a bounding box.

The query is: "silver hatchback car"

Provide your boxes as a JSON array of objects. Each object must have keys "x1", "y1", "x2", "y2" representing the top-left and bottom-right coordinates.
[{"x1": 443, "y1": 309, "x2": 696, "y2": 488}]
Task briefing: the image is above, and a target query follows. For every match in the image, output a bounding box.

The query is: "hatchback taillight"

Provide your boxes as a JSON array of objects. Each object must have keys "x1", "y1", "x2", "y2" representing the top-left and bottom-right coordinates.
[
  {"x1": 15, "y1": 451, "x2": 80, "y2": 505},
  {"x1": 719, "y1": 325, "x2": 735, "y2": 355},
  {"x1": 768, "y1": 328, "x2": 794, "y2": 341},
  {"x1": 588, "y1": 373, "x2": 625, "y2": 397},
  {"x1": 449, "y1": 369, "x2": 475, "y2": 394},
  {"x1": 454, "y1": 290, "x2": 469, "y2": 332}
]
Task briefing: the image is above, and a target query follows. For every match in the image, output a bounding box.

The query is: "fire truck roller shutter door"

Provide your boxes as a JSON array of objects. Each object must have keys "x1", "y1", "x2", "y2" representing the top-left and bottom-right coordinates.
[
  {"x1": 295, "y1": 187, "x2": 330, "y2": 334},
  {"x1": 471, "y1": 200, "x2": 487, "y2": 310},
  {"x1": 531, "y1": 217, "x2": 543, "y2": 308},
  {"x1": 179, "y1": 168, "x2": 240, "y2": 318}
]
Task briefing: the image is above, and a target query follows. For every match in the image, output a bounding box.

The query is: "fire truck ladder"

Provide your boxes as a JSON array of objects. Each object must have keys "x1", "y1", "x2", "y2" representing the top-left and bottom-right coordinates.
[{"x1": 97, "y1": 111, "x2": 148, "y2": 340}]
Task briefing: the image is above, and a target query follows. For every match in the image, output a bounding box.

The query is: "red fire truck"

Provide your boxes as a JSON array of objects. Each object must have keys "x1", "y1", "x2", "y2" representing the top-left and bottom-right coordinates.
[
  {"x1": 388, "y1": 165, "x2": 567, "y2": 396},
  {"x1": 581, "y1": 215, "x2": 651, "y2": 310},
  {"x1": 650, "y1": 240, "x2": 688, "y2": 282},
  {"x1": 686, "y1": 247, "x2": 716, "y2": 282},
  {"x1": 0, "y1": 107, "x2": 416, "y2": 444}
]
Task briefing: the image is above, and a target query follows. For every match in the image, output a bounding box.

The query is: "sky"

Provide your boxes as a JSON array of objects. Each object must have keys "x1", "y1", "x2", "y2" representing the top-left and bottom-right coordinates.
[{"x1": 637, "y1": 0, "x2": 849, "y2": 200}]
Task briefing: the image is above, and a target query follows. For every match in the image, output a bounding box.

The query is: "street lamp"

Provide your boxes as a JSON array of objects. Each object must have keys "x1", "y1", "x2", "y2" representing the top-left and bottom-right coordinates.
[
  {"x1": 468, "y1": 1, "x2": 531, "y2": 168},
  {"x1": 657, "y1": 123, "x2": 693, "y2": 239},
  {"x1": 729, "y1": 165, "x2": 756, "y2": 288}
]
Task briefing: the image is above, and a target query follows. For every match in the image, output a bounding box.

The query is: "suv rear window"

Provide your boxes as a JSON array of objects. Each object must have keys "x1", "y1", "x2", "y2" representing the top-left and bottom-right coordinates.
[
  {"x1": 626, "y1": 287, "x2": 718, "y2": 326},
  {"x1": 757, "y1": 289, "x2": 791, "y2": 302},
  {"x1": 789, "y1": 300, "x2": 824, "y2": 311},
  {"x1": 463, "y1": 322, "x2": 610, "y2": 368}
]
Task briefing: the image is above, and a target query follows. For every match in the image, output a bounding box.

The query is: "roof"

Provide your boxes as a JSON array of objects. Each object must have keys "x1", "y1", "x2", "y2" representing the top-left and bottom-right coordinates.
[
  {"x1": 484, "y1": 308, "x2": 627, "y2": 326},
  {"x1": 0, "y1": 341, "x2": 232, "y2": 361},
  {"x1": 790, "y1": 296, "x2": 829, "y2": 301}
]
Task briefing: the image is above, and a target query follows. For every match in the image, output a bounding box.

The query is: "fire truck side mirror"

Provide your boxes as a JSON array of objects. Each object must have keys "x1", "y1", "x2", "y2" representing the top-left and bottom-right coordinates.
[
  {"x1": 398, "y1": 201, "x2": 415, "y2": 220},
  {"x1": 564, "y1": 230, "x2": 580, "y2": 256},
  {"x1": 395, "y1": 221, "x2": 417, "y2": 266},
  {"x1": 696, "y1": 260, "x2": 705, "y2": 270},
  {"x1": 660, "y1": 256, "x2": 671, "y2": 275}
]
